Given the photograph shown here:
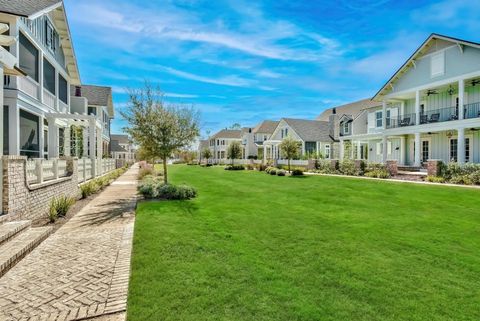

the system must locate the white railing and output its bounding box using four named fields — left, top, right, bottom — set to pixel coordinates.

left=18, top=77, right=39, bottom=99
left=26, top=158, right=67, bottom=185
left=102, top=159, right=115, bottom=174
left=58, top=100, right=69, bottom=113
left=277, top=159, right=309, bottom=166
left=43, top=88, right=56, bottom=109
left=77, top=158, right=116, bottom=184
